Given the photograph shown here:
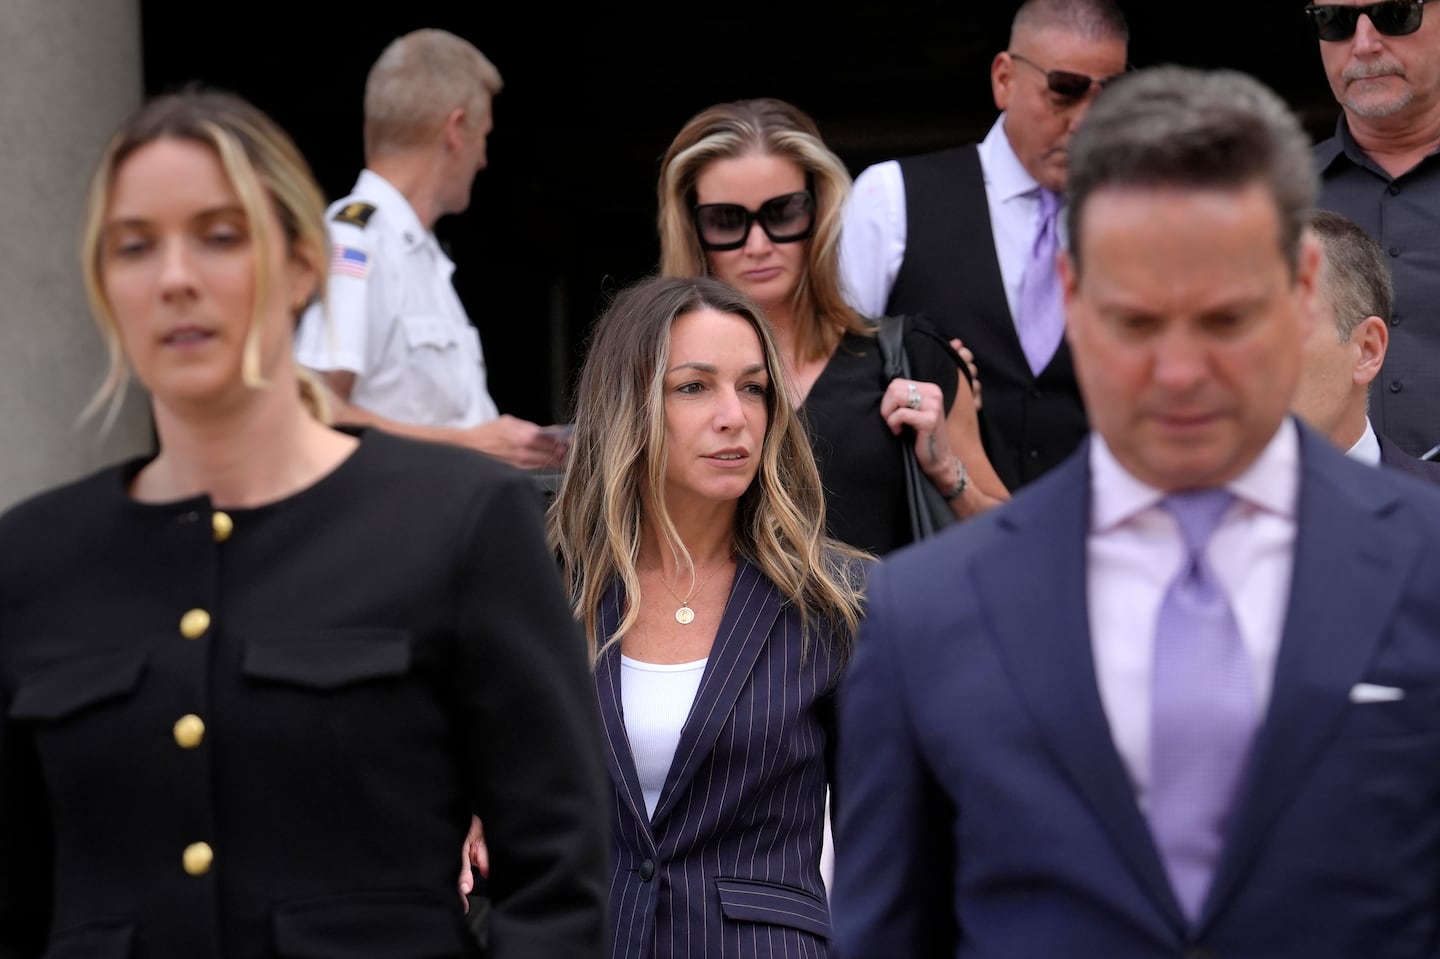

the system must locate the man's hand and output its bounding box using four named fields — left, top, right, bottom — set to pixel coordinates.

left=462, top=415, right=569, bottom=469
left=302, top=369, right=570, bottom=469
left=458, top=814, right=490, bottom=914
